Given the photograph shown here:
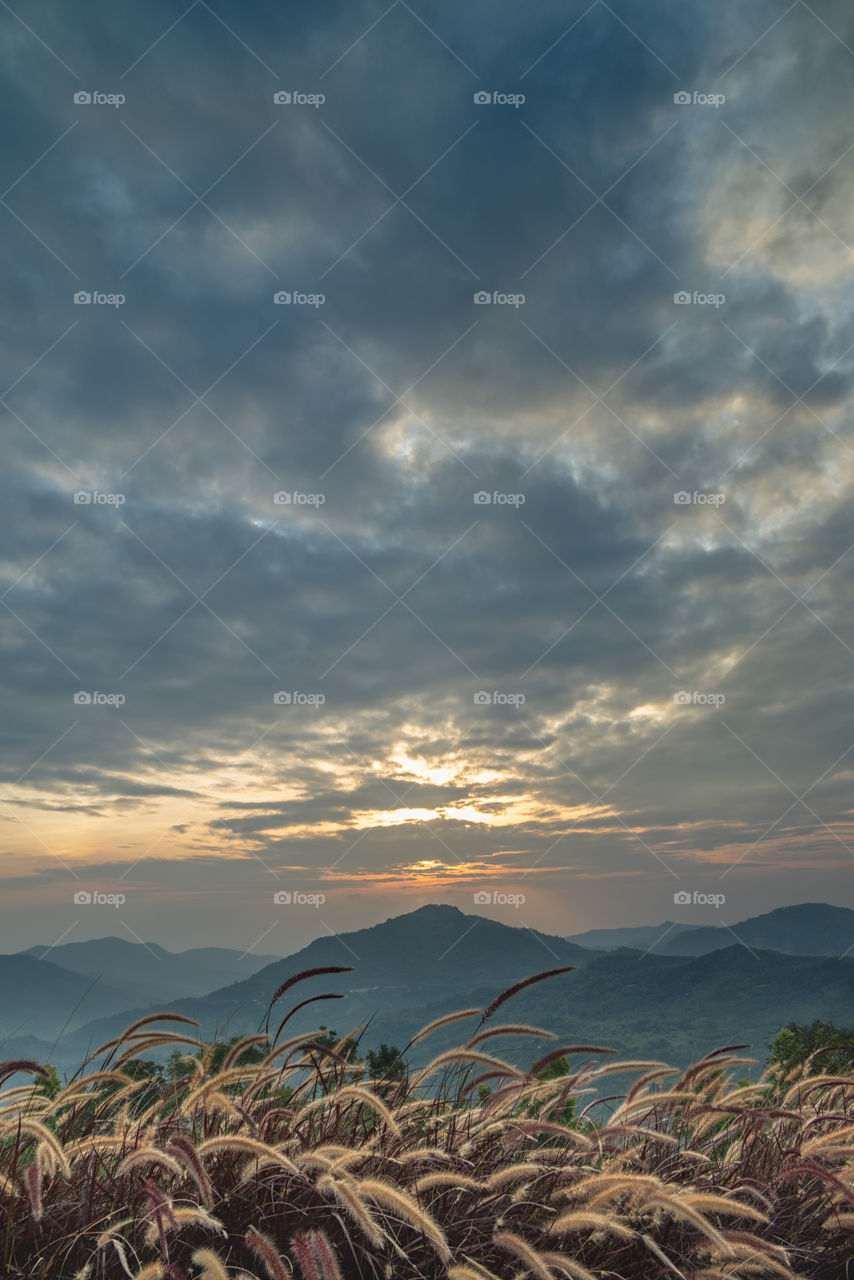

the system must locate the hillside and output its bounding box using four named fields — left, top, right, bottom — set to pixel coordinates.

left=660, top=902, right=854, bottom=957
left=21, top=936, right=279, bottom=1004
left=0, top=954, right=139, bottom=1041
left=12, top=904, right=854, bottom=1082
